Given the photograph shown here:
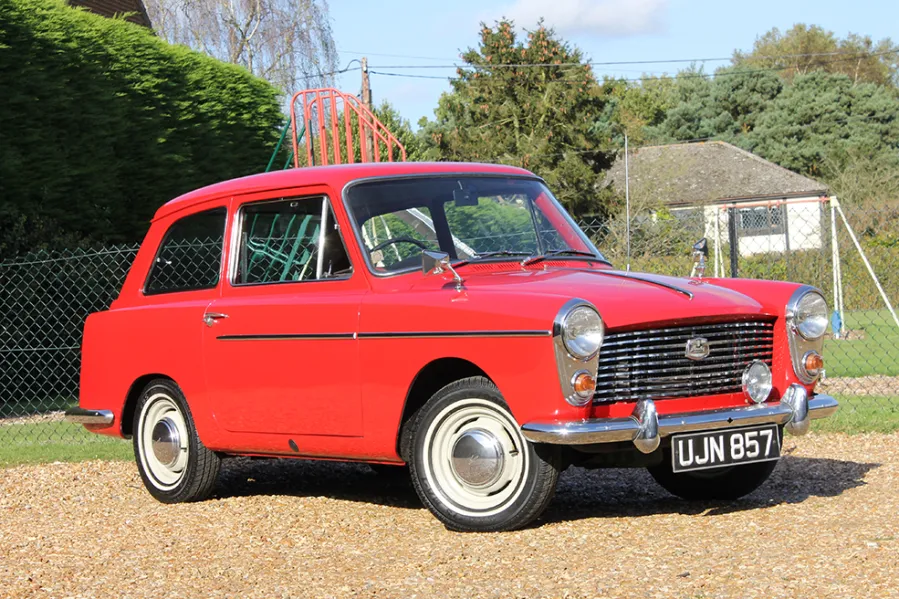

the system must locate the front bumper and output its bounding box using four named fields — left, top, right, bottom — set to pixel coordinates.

left=521, top=384, right=838, bottom=453
left=64, top=407, right=114, bottom=426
